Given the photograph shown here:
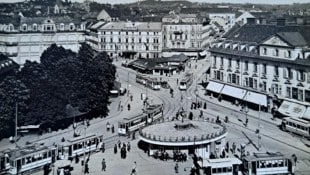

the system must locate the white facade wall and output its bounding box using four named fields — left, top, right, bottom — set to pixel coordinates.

left=91, top=22, right=162, bottom=59
left=210, top=41, right=310, bottom=108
